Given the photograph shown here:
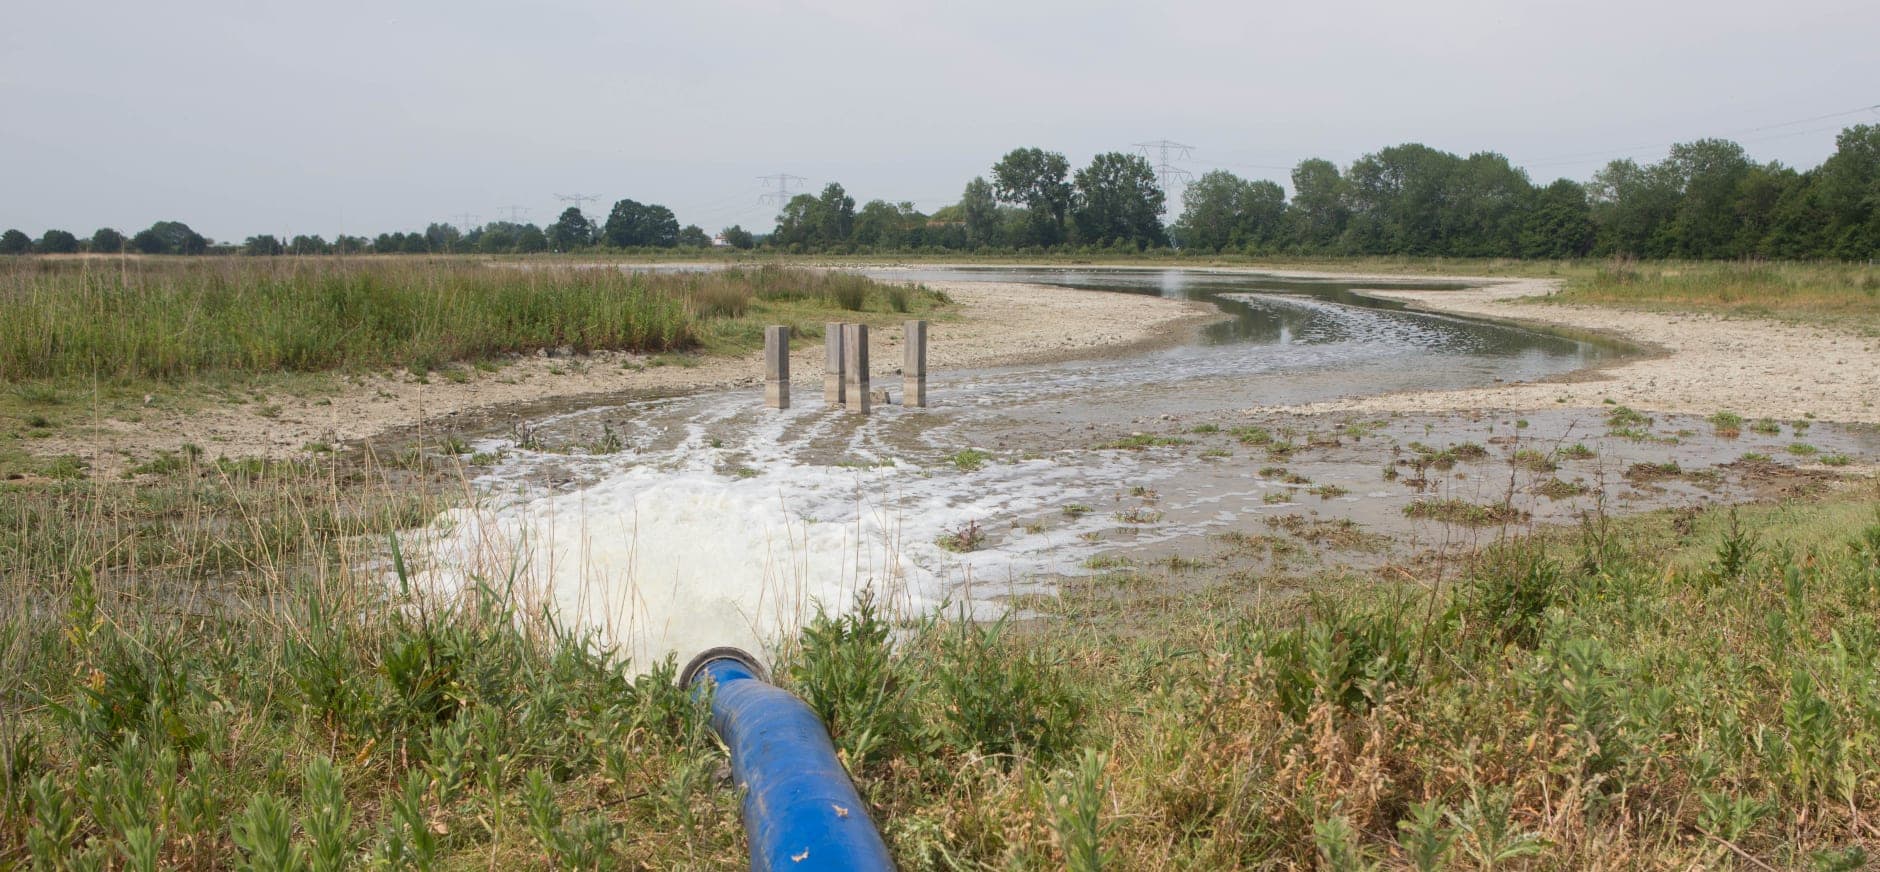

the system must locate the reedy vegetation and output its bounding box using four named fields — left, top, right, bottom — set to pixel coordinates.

left=0, top=259, right=935, bottom=383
